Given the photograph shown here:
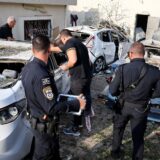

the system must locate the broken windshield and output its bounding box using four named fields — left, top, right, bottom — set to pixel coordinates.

left=71, top=31, right=90, bottom=42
